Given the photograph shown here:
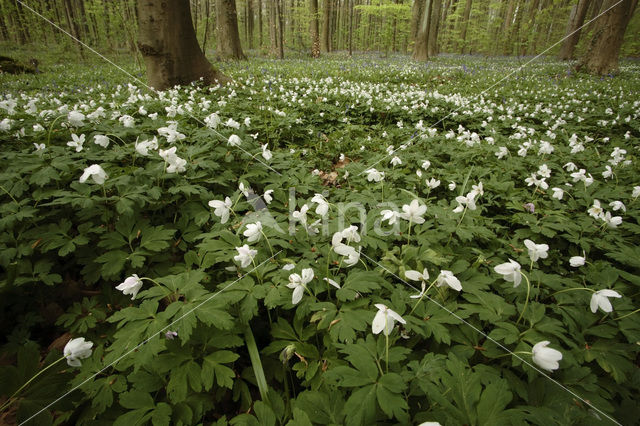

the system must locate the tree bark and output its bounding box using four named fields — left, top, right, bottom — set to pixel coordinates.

left=276, top=0, right=284, bottom=58
left=215, top=0, right=246, bottom=60
left=310, top=0, right=321, bottom=57
left=576, top=0, right=637, bottom=75
left=428, top=0, right=442, bottom=57
left=137, top=0, right=229, bottom=90
left=458, top=0, right=472, bottom=52
left=320, top=0, right=331, bottom=53
left=413, top=0, right=432, bottom=61
left=348, top=0, right=354, bottom=55
left=558, top=0, right=589, bottom=60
